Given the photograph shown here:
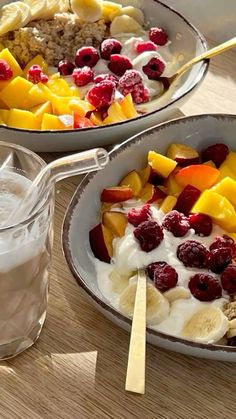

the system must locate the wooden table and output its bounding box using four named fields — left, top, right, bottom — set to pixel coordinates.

left=1, top=43, right=236, bottom=419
